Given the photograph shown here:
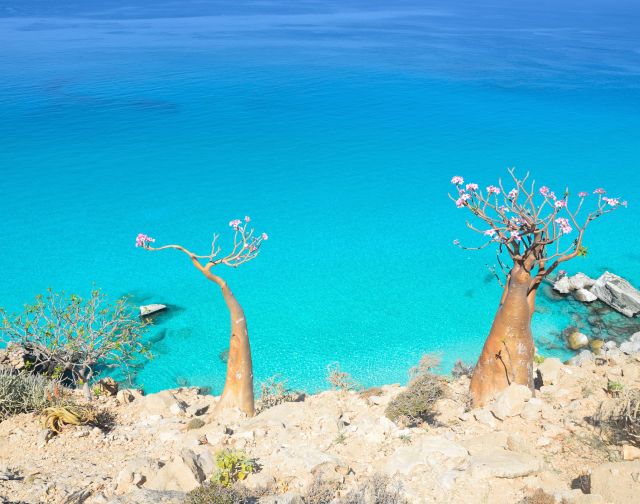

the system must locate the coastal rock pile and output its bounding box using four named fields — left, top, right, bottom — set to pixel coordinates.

left=2, top=353, right=640, bottom=503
